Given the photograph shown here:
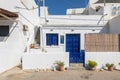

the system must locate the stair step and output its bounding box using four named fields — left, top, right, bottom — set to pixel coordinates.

left=70, top=63, right=83, bottom=67
left=67, top=67, right=85, bottom=70
left=67, top=63, right=85, bottom=70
